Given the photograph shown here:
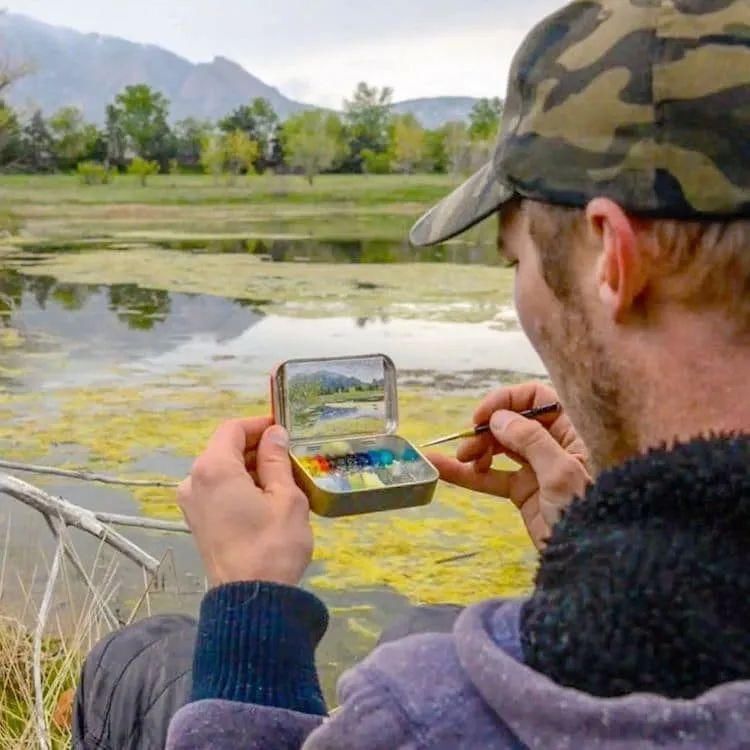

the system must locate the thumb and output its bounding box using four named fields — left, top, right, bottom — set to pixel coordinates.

left=490, top=410, right=570, bottom=475
left=257, top=425, right=296, bottom=492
